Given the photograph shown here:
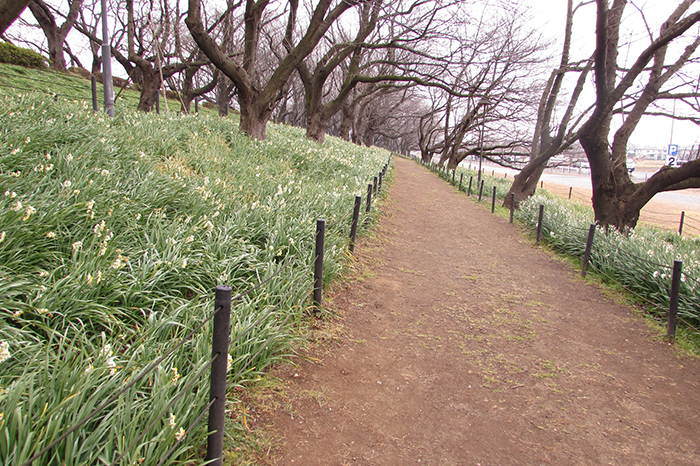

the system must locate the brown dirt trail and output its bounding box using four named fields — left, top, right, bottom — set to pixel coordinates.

left=266, top=156, right=700, bottom=465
